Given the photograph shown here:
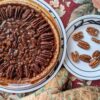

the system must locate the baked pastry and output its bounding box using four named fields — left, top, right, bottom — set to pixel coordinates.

left=0, top=0, right=60, bottom=85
